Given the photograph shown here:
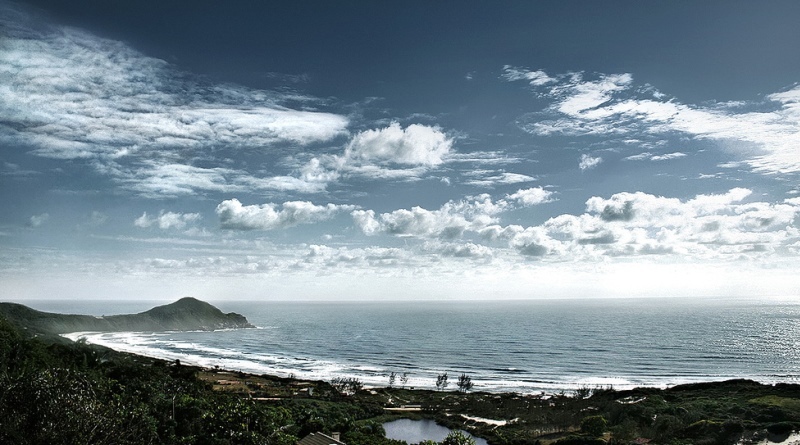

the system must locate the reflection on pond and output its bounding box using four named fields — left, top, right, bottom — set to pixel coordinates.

left=383, top=419, right=488, bottom=445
